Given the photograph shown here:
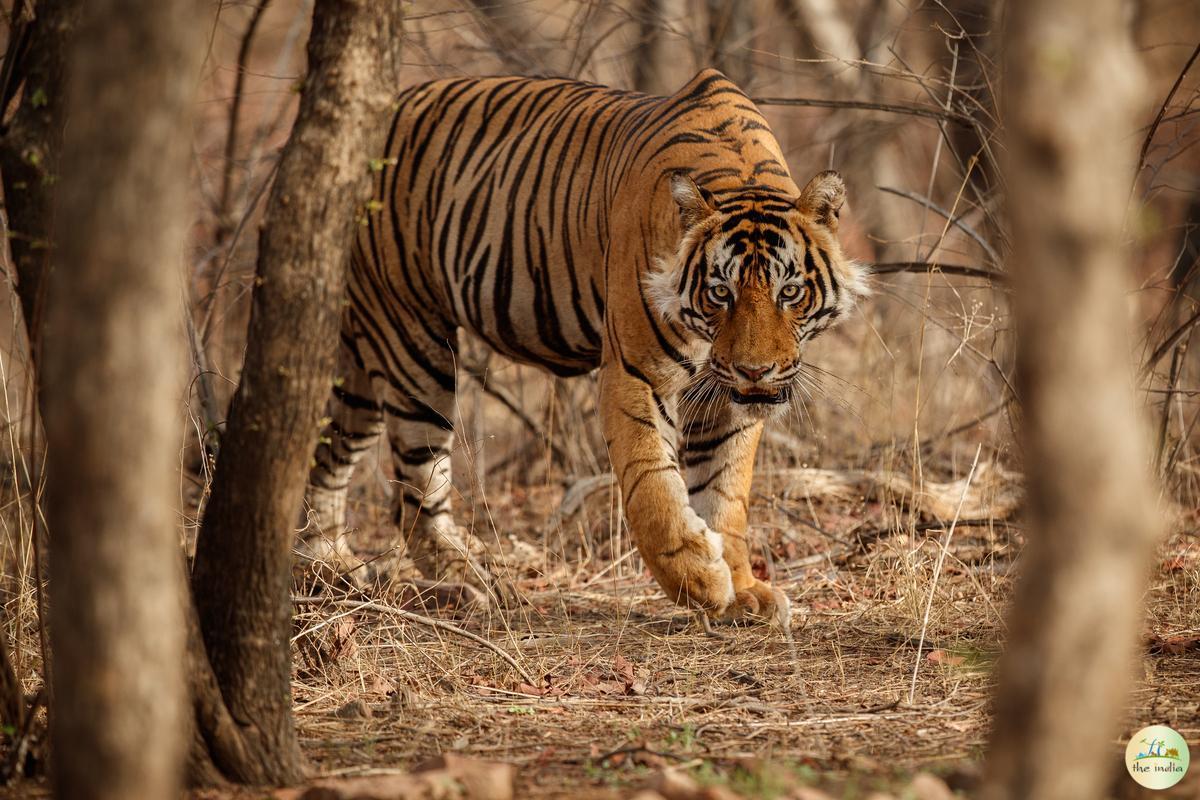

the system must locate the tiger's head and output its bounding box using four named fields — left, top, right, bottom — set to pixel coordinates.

left=647, top=170, right=868, bottom=418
